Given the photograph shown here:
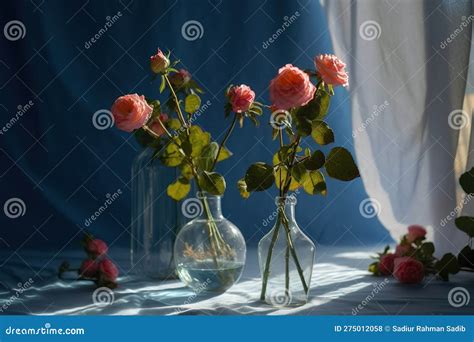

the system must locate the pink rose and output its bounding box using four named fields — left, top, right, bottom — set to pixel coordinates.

left=406, top=225, right=427, bottom=243
left=269, top=64, right=316, bottom=110
left=170, top=69, right=191, bottom=88
left=393, top=257, right=424, bottom=284
left=150, top=48, right=170, bottom=74
left=86, top=239, right=108, bottom=258
left=314, top=54, right=349, bottom=87
left=99, top=258, right=119, bottom=282
left=395, top=244, right=414, bottom=257
left=111, top=94, right=153, bottom=132
left=149, top=113, right=169, bottom=137
left=228, top=84, right=255, bottom=113
left=379, top=253, right=396, bottom=275
left=79, top=259, right=99, bottom=278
